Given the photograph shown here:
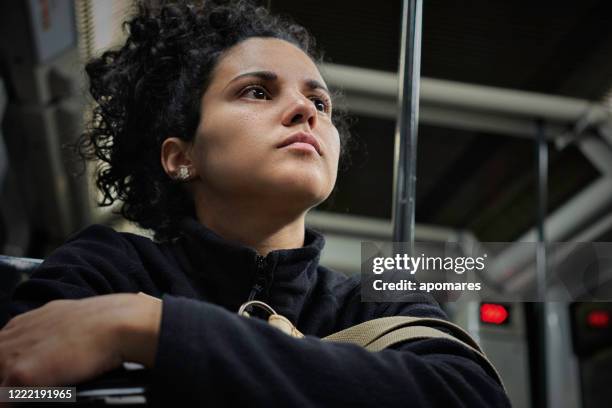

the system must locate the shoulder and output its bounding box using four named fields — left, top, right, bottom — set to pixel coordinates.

left=316, top=266, right=448, bottom=327
left=45, top=223, right=172, bottom=266
left=314, top=265, right=356, bottom=293
left=6, top=225, right=152, bottom=317
left=60, top=224, right=155, bottom=252
left=14, top=224, right=171, bottom=298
